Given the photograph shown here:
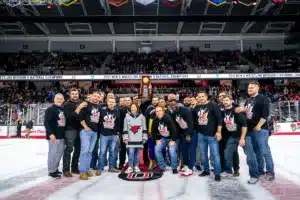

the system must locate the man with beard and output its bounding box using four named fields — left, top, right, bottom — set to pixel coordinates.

left=144, top=97, right=159, bottom=117
left=44, top=94, right=66, bottom=178
left=90, top=92, right=106, bottom=170
left=152, top=106, right=178, bottom=174
left=79, top=92, right=102, bottom=180
left=218, top=91, right=240, bottom=176
left=183, top=97, right=191, bottom=107
left=96, top=98, right=121, bottom=175
left=143, top=96, right=159, bottom=166
left=125, top=97, right=133, bottom=109
left=169, top=99, right=196, bottom=177
left=194, top=91, right=222, bottom=181
left=63, top=88, right=87, bottom=177
left=118, top=97, right=129, bottom=169
left=235, top=81, right=275, bottom=181
left=221, top=95, right=259, bottom=184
